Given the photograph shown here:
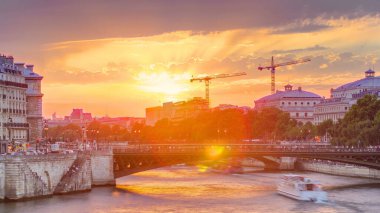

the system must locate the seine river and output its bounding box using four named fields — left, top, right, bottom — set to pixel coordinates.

left=1, top=166, right=380, bottom=213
